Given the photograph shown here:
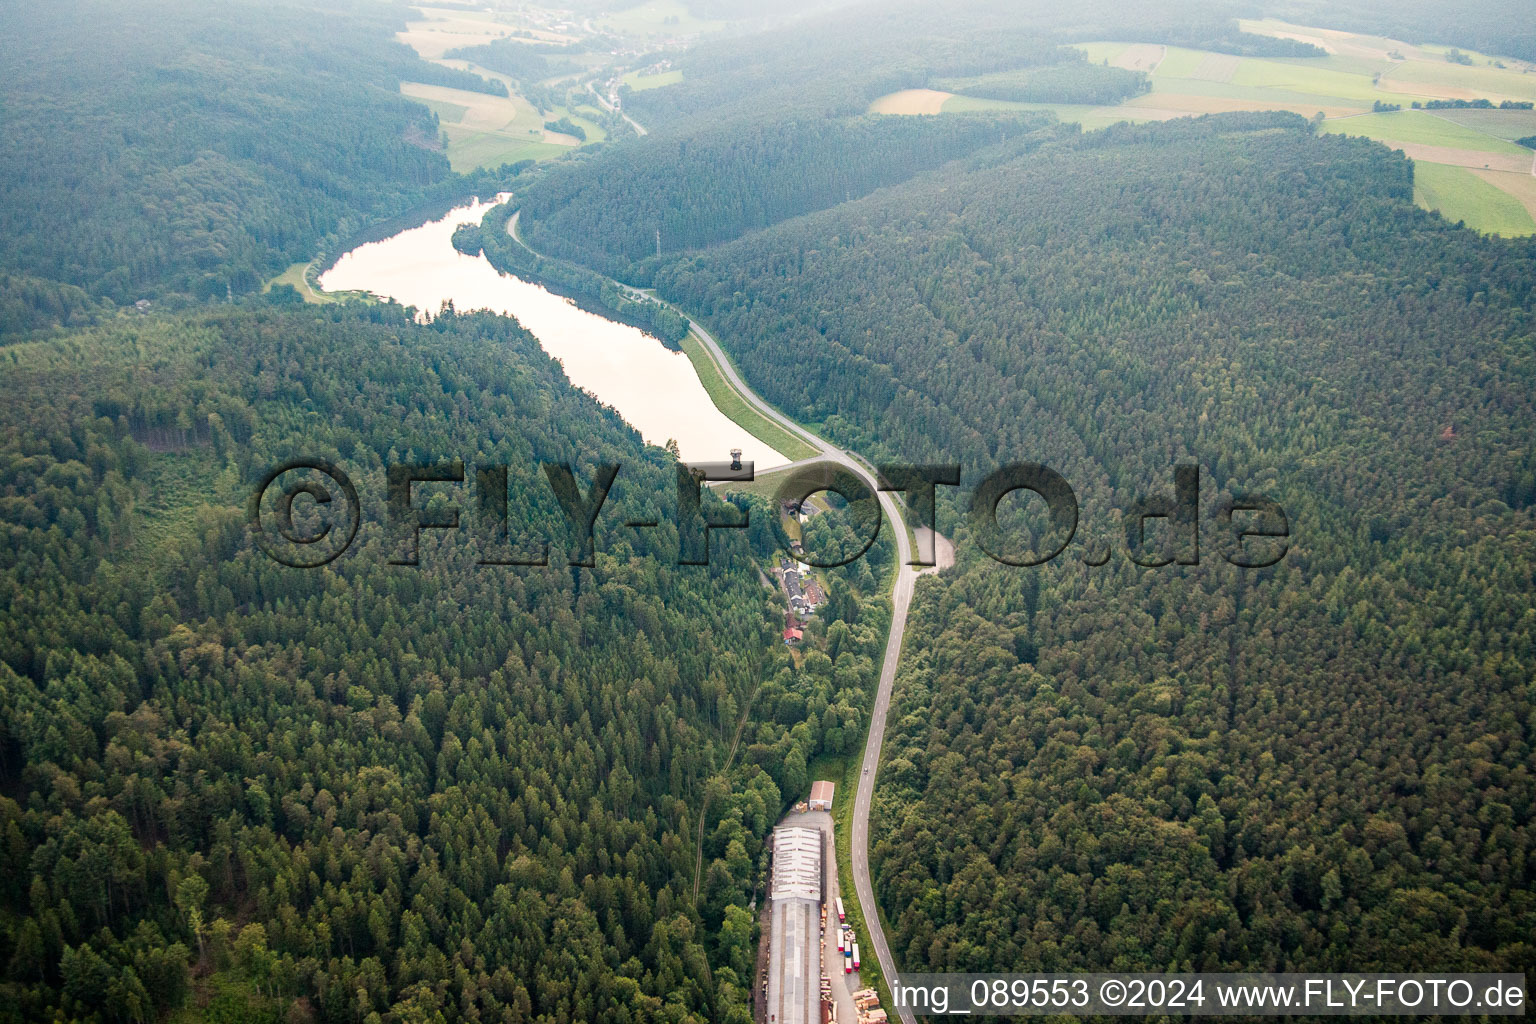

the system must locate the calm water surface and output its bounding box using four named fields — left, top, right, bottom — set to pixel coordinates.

left=320, top=197, right=788, bottom=469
